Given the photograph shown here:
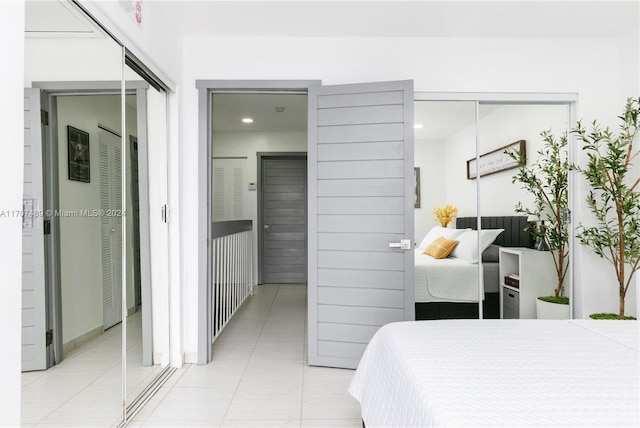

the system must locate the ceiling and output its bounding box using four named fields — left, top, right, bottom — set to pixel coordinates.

left=24, top=1, right=640, bottom=39
left=212, top=93, right=308, bottom=132
left=154, top=1, right=639, bottom=39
